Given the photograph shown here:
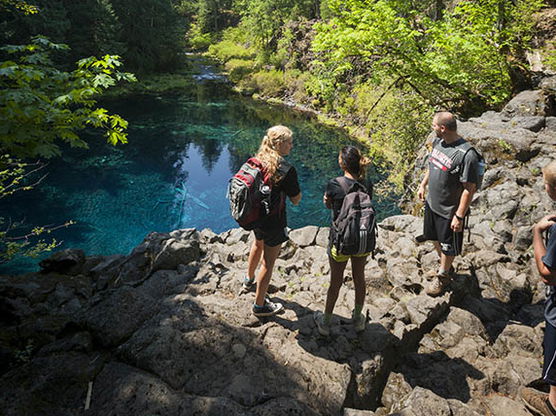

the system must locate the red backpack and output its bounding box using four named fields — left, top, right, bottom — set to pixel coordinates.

left=227, top=158, right=273, bottom=230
